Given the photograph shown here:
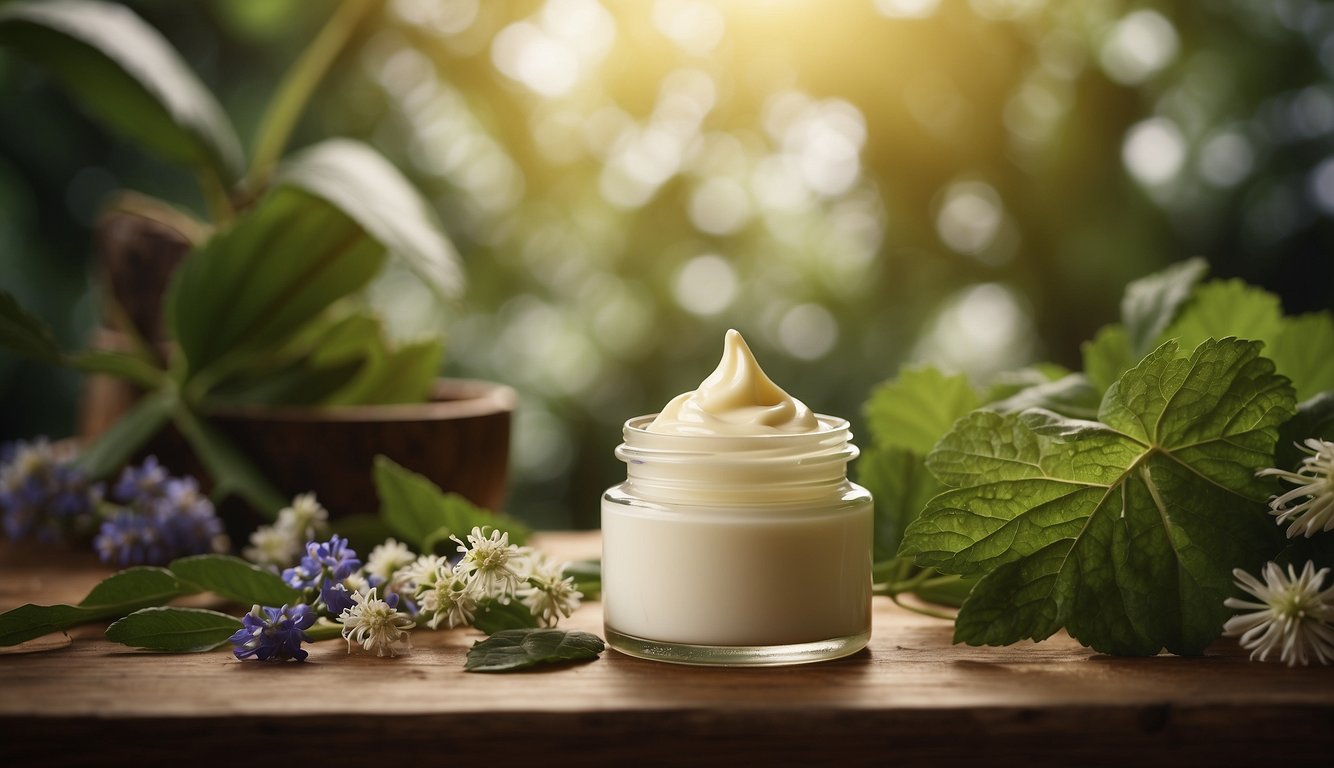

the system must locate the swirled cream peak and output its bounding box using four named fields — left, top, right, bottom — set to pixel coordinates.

left=647, top=330, right=819, bottom=436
